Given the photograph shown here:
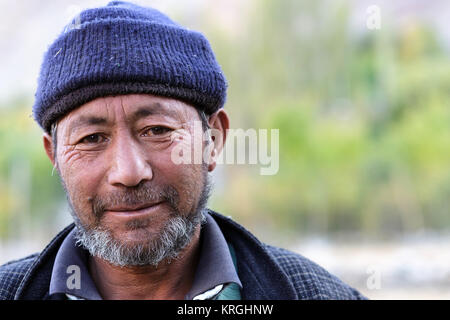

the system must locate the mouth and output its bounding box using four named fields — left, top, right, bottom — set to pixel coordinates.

left=105, top=201, right=164, bottom=217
